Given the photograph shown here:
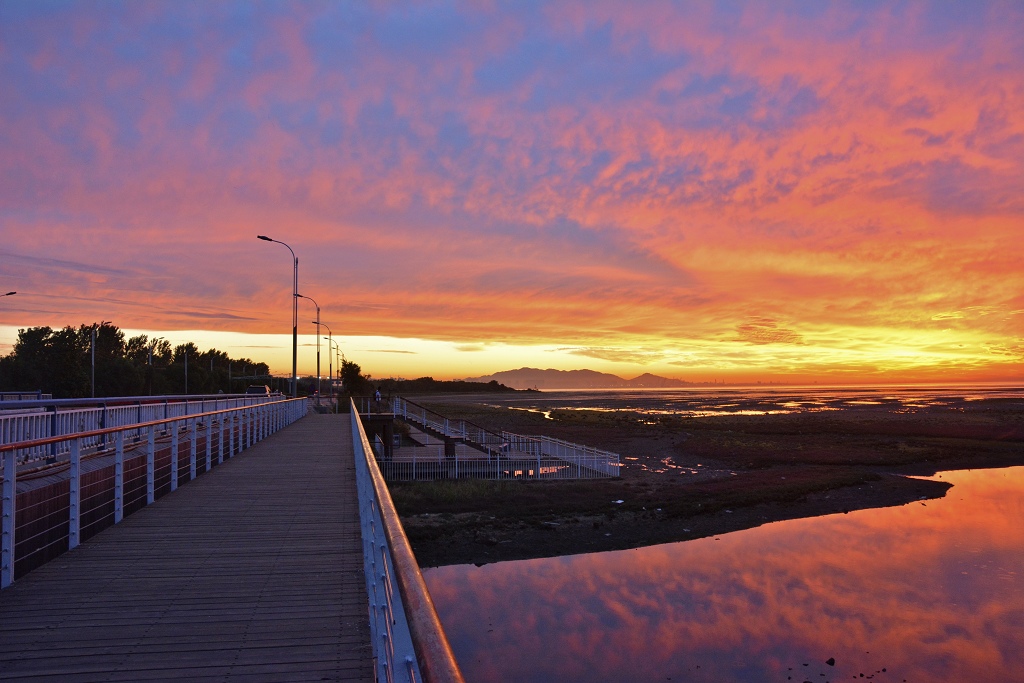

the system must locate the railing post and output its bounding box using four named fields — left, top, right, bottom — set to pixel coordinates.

left=49, top=406, right=58, bottom=461
left=114, top=431, right=124, bottom=523
left=205, top=415, right=212, bottom=471
left=217, top=414, right=224, bottom=465
left=170, top=421, right=179, bottom=491
left=147, top=425, right=155, bottom=505
left=228, top=412, right=235, bottom=458
left=69, top=438, right=81, bottom=550
left=189, top=419, right=197, bottom=480
left=1, top=446, right=15, bottom=588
